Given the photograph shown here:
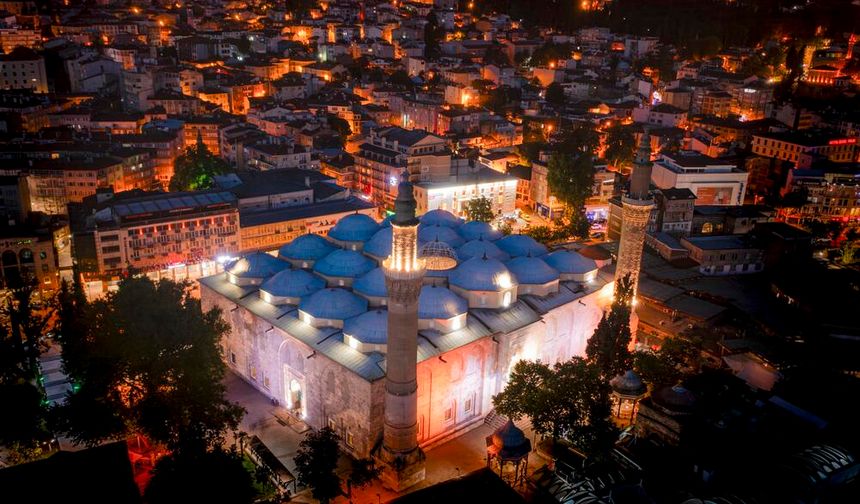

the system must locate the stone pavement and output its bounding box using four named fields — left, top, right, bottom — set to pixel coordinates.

left=225, top=371, right=549, bottom=504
